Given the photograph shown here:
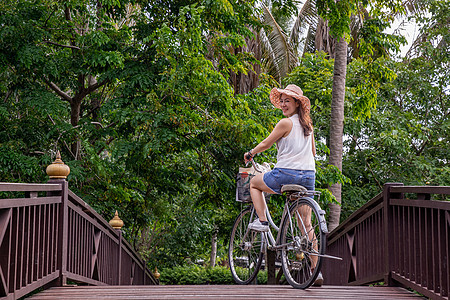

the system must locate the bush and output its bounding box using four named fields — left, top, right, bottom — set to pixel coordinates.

left=159, top=265, right=207, bottom=285
left=159, top=265, right=268, bottom=285
left=206, top=266, right=235, bottom=284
